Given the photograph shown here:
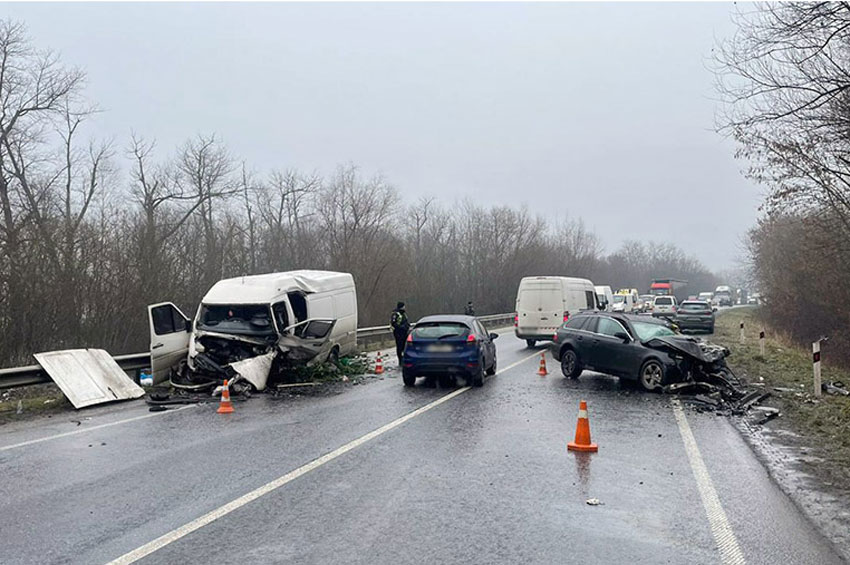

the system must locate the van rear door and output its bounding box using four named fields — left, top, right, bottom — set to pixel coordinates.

left=517, top=280, right=563, bottom=335
left=148, top=302, right=191, bottom=384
